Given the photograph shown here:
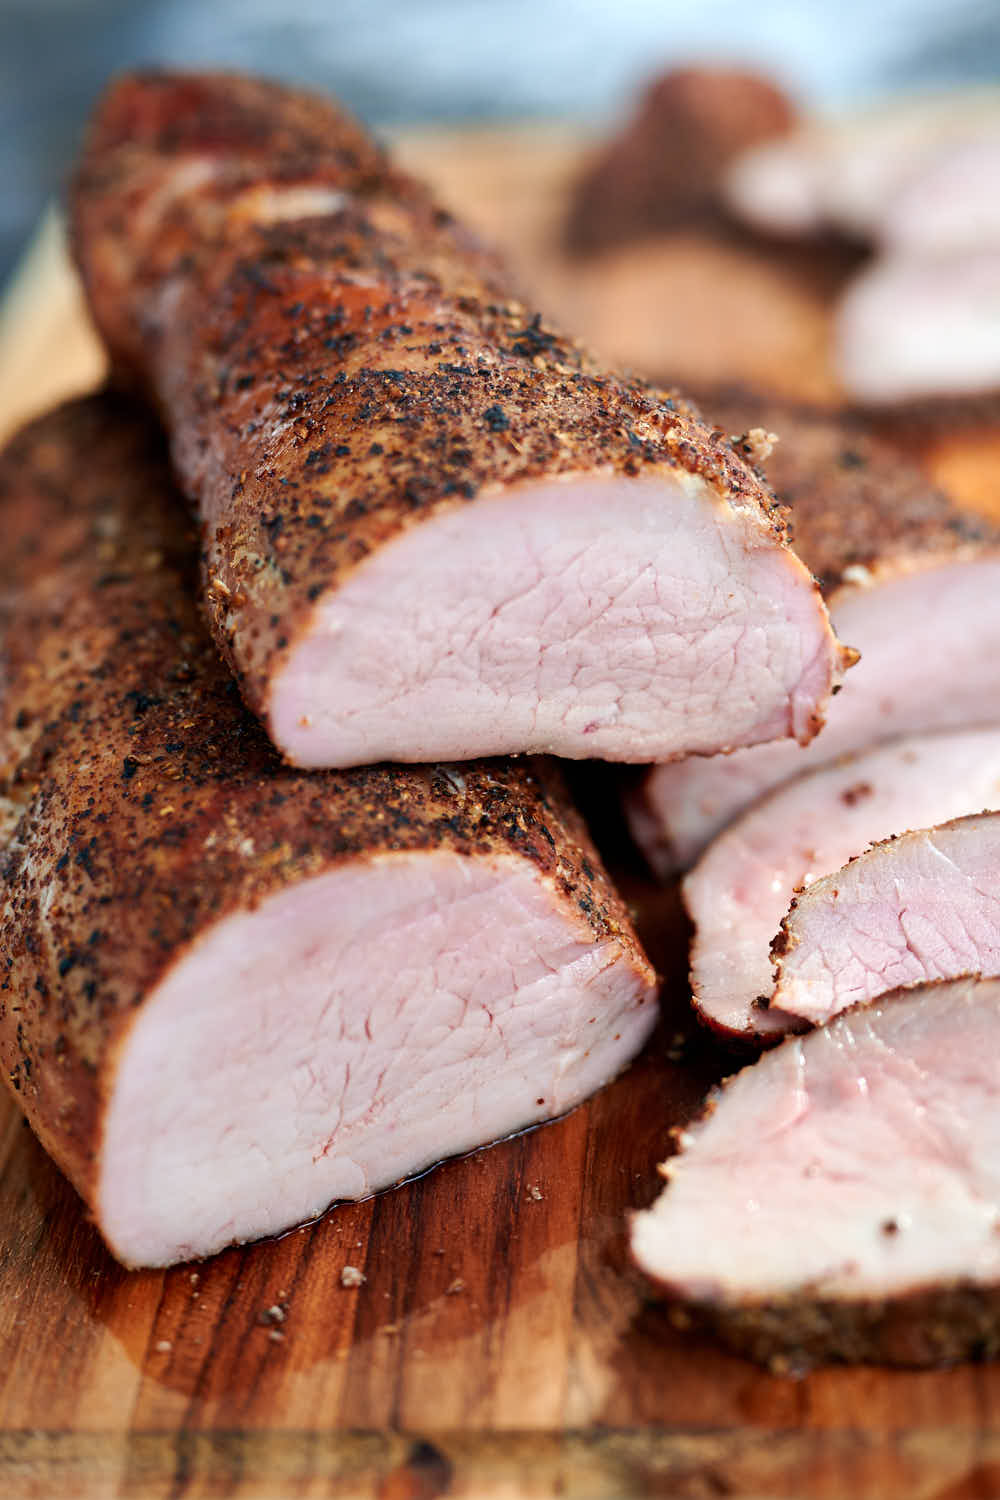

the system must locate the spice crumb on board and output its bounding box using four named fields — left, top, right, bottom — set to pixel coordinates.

left=340, top=1265, right=366, bottom=1288
left=526, top=1184, right=544, bottom=1201
left=154, top=1339, right=172, bottom=1353
left=445, top=1278, right=466, bottom=1296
